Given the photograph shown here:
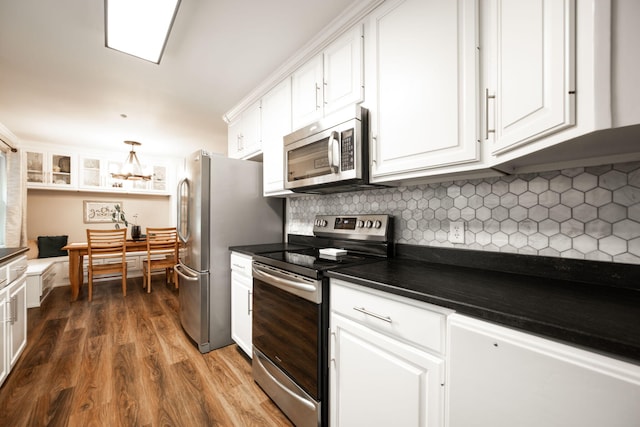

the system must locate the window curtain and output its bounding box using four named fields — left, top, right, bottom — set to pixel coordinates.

left=1, top=124, right=27, bottom=248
